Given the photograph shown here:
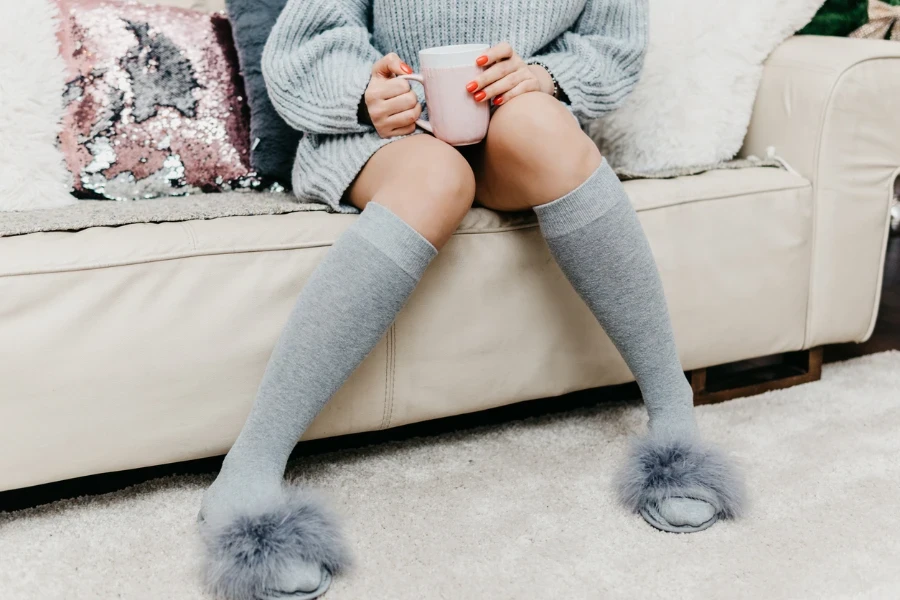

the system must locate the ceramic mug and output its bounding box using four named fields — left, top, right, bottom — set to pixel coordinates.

left=398, top=44, right=491, bottom=146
